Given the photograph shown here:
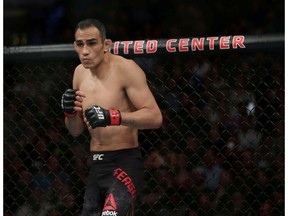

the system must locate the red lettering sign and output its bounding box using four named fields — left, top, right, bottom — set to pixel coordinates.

left=166, top=39, right=177, bottom=52
left=179, top=38, right=189, bottom=52
left=121, top=41, right=133, bottom=54
left=207, top=37, right=219, bottom=50
left=220, top=36, right=230, bottom=49
left=232, top=36, right=245, bottom=49
left=146, top=40, right=158, bottom=53
left=113, top=41, right=119, bottom=54
left=191, top=38, right=205, bottom=51
left=134, top=41, right=144, bottom=54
